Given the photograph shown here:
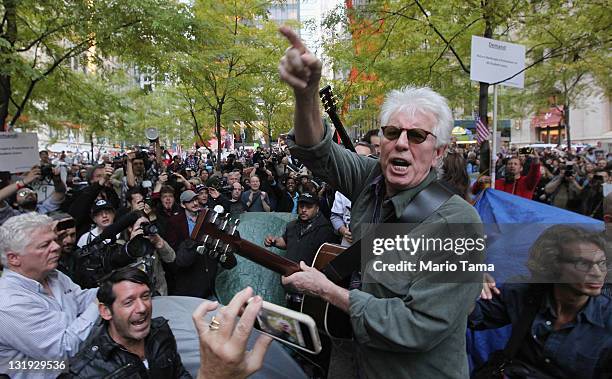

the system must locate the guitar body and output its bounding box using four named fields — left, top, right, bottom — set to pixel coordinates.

left=300, top=243, right=353, bottom=339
